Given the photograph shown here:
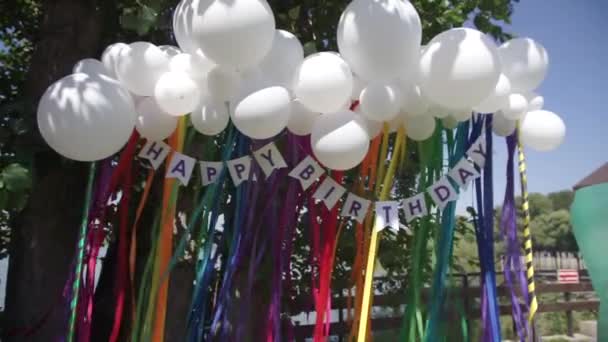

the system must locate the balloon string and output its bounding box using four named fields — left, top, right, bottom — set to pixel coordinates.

left=356, top=125, right=406, bottom=342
